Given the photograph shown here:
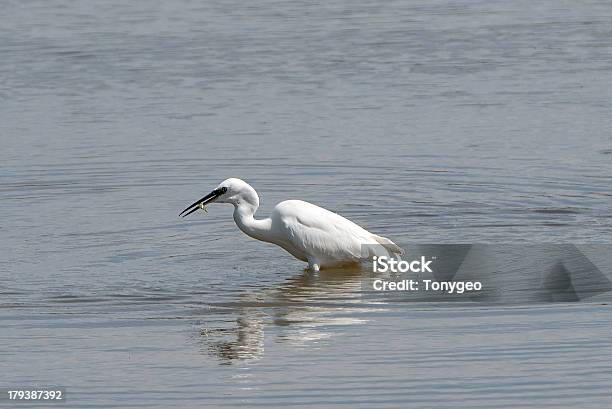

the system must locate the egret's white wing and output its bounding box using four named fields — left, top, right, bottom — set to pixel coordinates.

left=274, top=200, right=400, bottom=262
